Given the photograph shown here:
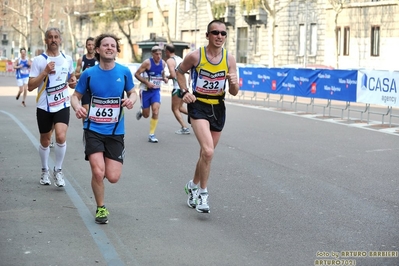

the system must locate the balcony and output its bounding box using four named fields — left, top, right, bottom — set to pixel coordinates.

left=218, top=6, right=236, bottom=27
left=243, top=8, right=267, bottom=25
left=1, top=39, right=8, bottom=45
